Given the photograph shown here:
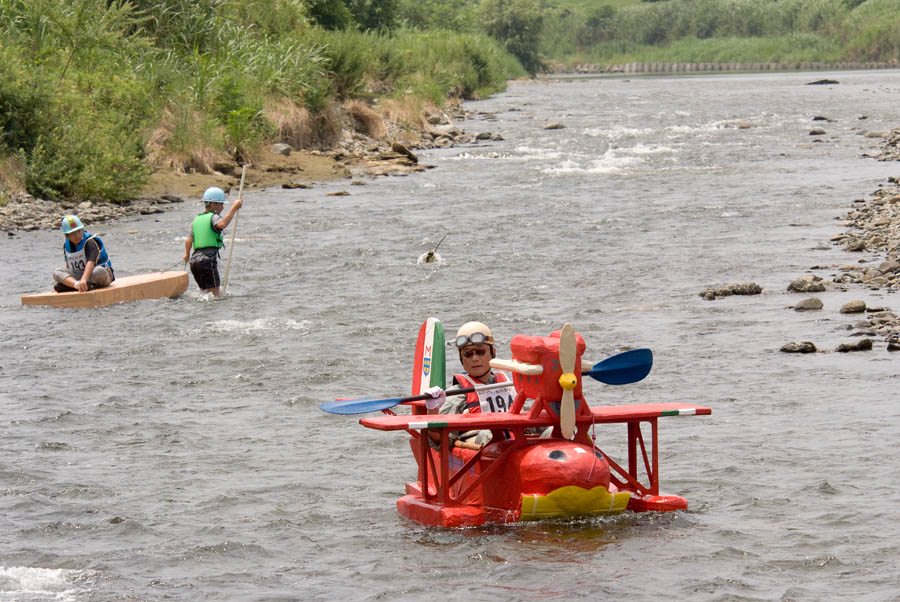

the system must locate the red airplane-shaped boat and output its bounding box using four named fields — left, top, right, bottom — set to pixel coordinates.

left=332, top=323, right=711, bottom=527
